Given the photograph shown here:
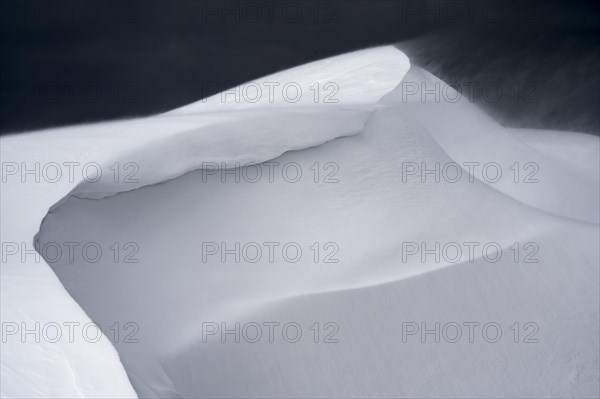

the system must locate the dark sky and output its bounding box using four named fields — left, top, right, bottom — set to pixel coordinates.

left=1, top=0, right=599, bottom=134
